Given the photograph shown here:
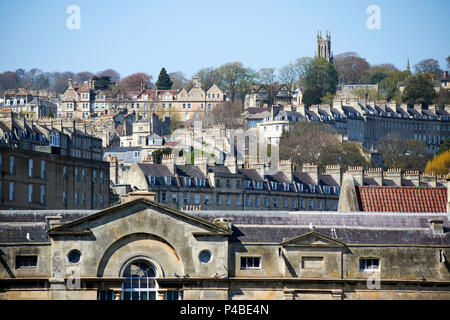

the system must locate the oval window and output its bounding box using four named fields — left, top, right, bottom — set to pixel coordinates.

left=199, top=250, right=212, bottom=264
left=68, top=249, right=82, bottom=264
